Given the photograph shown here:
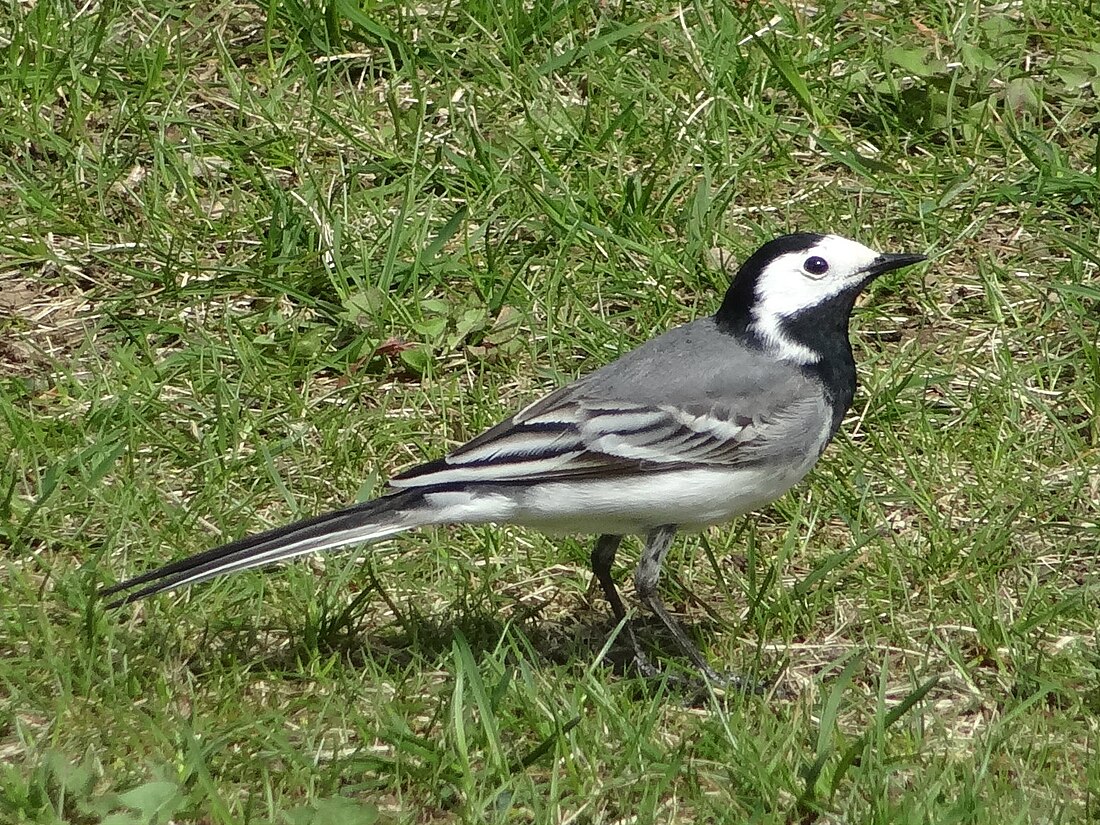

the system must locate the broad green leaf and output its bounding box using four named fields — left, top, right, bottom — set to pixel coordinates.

left=115, top=781, right=183, bottom=820
left=282, top=796, right=381, bottom=825
left=399, top=346, right=432, bottom=374
left=1005, top=77, right=1041, bottom=114
left=884, top=46, right=933, bottom=77
left=960, top=43, right=997, bottom=73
